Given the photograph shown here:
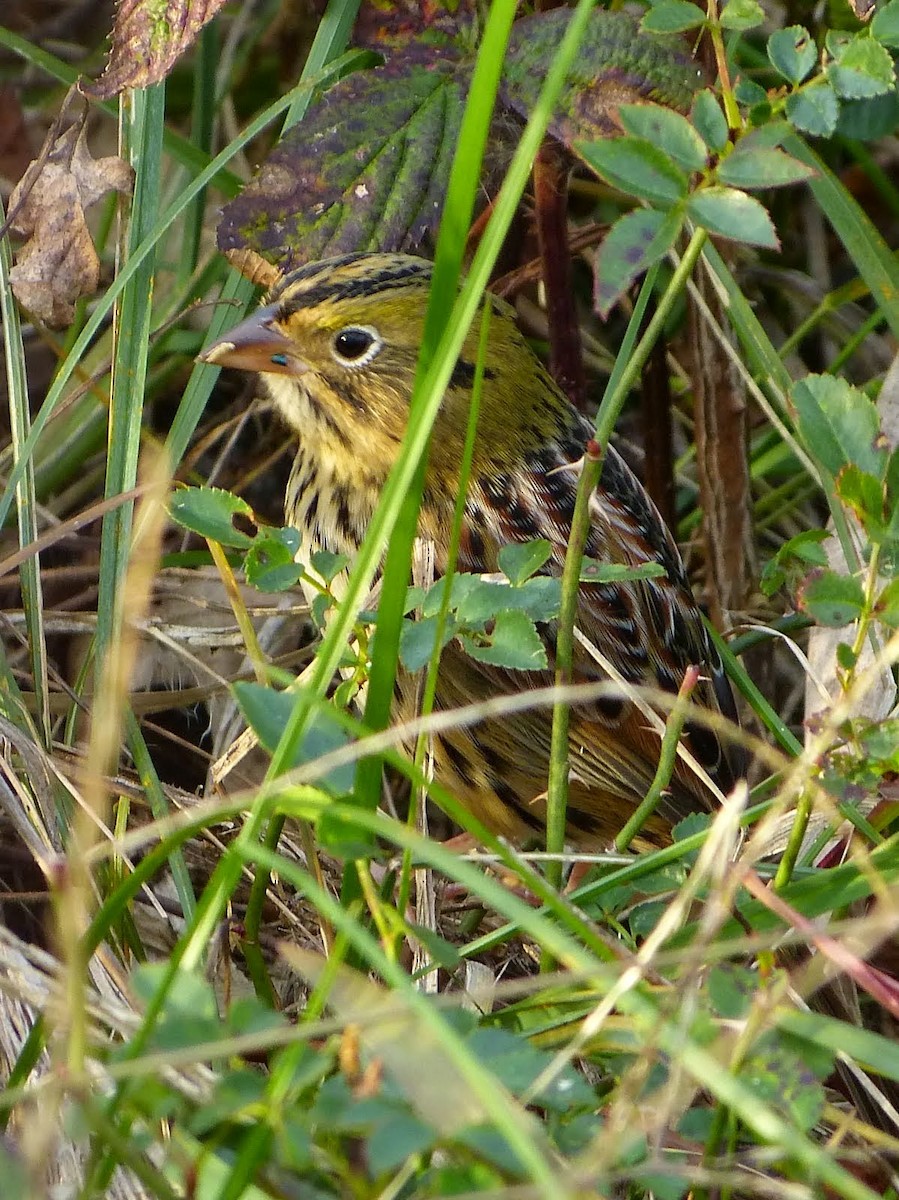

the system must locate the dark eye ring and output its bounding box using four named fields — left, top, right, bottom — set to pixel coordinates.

left=332, top=325, right=382, bottom=366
